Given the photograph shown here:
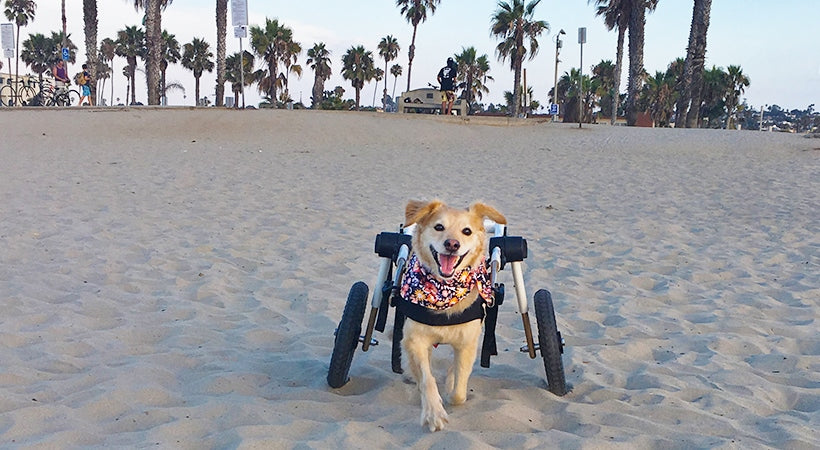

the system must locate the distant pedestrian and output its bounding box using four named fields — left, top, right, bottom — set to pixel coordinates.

left=78, top=64, right=93, bottom=106
left=437, top=57, right=458, bottom=115
left=52, top=60, right=70, bottom=88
